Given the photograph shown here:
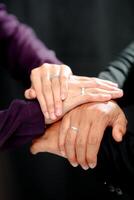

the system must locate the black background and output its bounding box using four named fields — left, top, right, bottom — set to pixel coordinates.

left=0, top=0, right=134, bottom=199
